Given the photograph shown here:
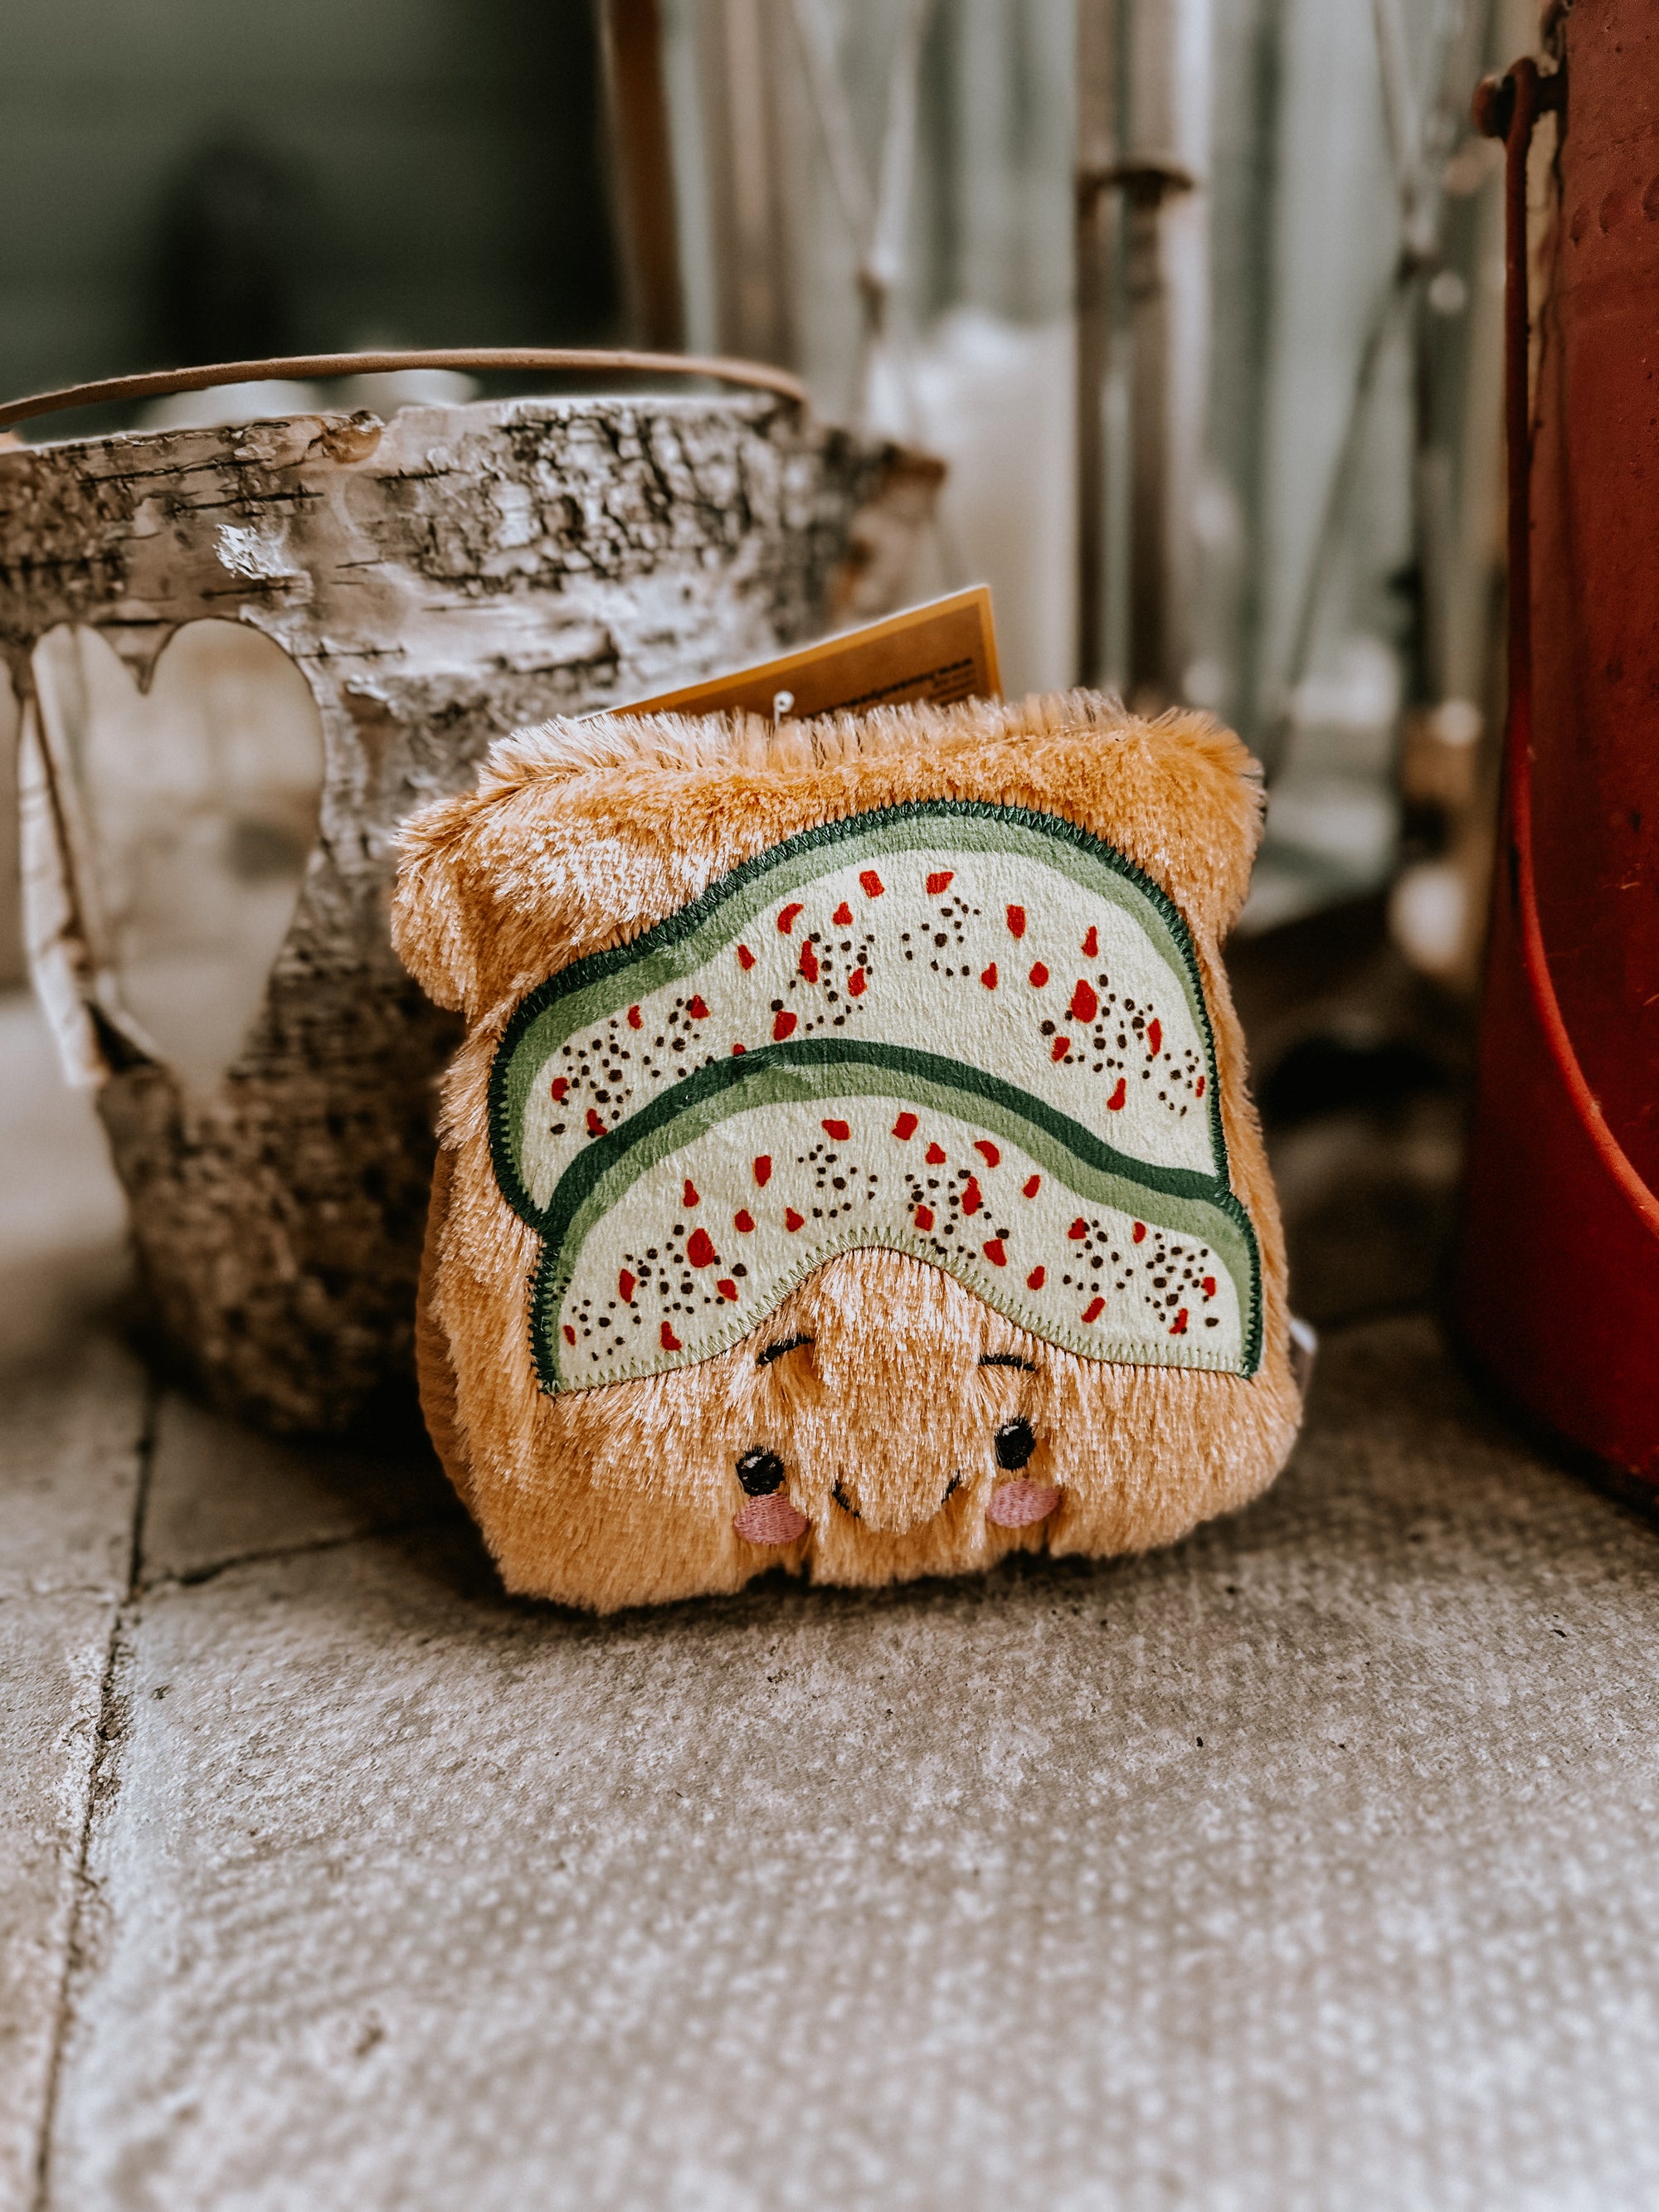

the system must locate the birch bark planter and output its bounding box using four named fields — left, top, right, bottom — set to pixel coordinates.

left=0, top=391, right=911, bottom=1434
